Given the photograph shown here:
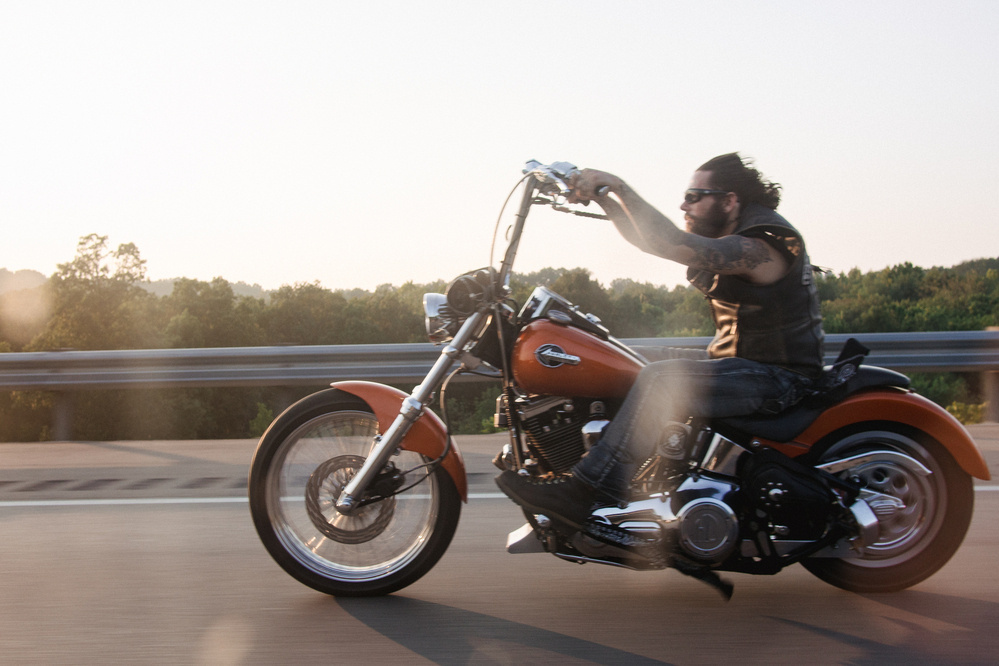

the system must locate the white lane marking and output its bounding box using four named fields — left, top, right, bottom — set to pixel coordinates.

left=0, top=497, right=249, bottom=508
left=0, top=493, right=508, bottom=508
left=0, top=487, right=996, bottom=508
